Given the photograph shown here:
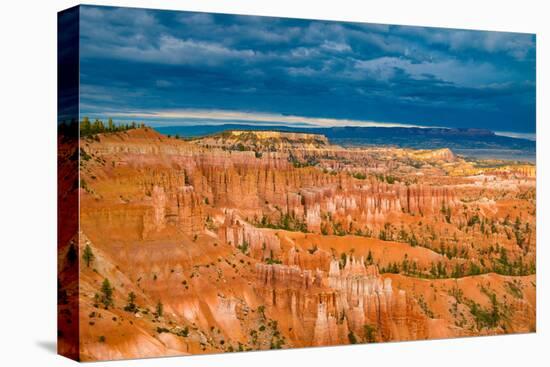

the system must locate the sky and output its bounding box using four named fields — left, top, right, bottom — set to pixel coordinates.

left=78, top=5, right=536, bottom=136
